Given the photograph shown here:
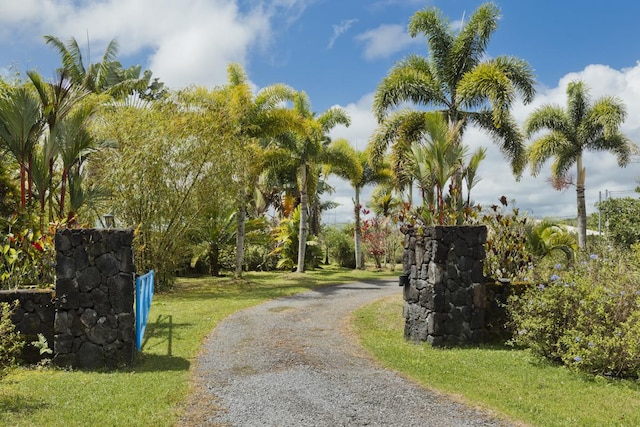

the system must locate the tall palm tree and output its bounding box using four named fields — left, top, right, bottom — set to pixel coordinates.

left=0, top=86, right=44, bottom=208
left=371, top=2, right=535, bottom=178
left=222, top=63, right=299, bottom=278
left=525, top=80, right=635, bottom=249
left=327, top=139, right=391, bottom=269
left=263, top=92, right=357, bottom=272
